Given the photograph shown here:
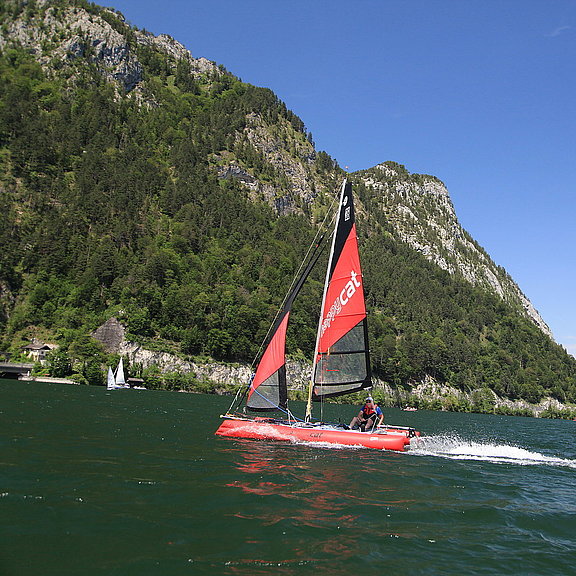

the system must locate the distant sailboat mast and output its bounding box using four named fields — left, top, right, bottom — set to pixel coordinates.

left=107, top=366, right=115, bottom=390
left=115, top=357, right=126, bottom=387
